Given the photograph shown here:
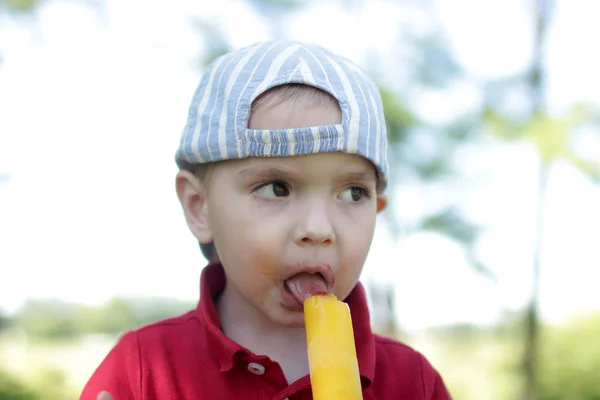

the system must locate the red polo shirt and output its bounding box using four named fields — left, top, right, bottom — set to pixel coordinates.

left=80, top=262, right=451, bottom=399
